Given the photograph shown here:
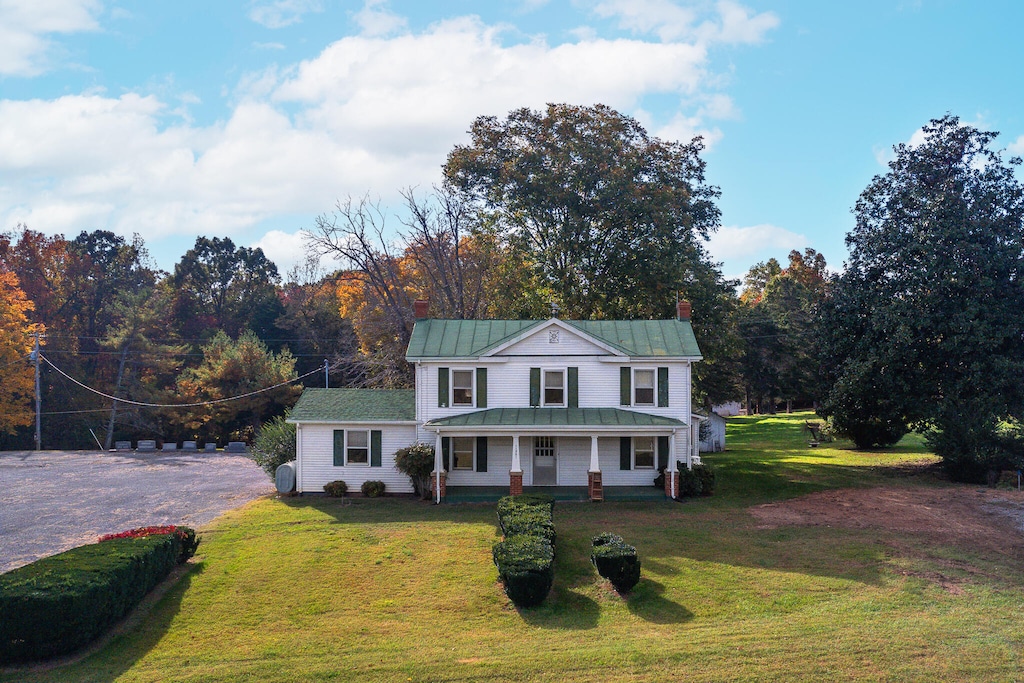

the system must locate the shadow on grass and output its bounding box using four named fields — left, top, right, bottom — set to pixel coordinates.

left=0, top=563, right=204, bottom=683
left=625, top=578, right=693, bottom=624
left=518, top=585, right=600, bottom=630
